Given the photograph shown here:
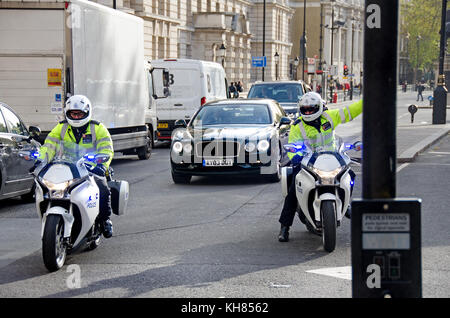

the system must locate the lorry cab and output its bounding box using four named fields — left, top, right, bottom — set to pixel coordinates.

left=151, top=59, right=228, bottom=141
